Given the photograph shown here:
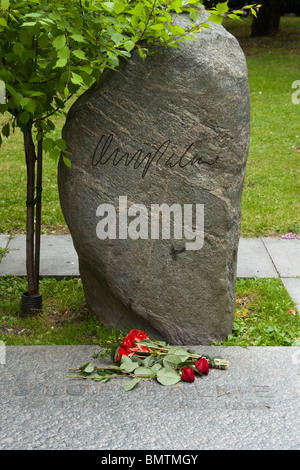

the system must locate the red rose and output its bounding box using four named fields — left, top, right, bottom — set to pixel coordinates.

left=195, top=357, right=209, bottom=375
left=123, top=329, right=149, bottom=351
left=116, top=329, right=149, bottom=362
left=181, top=366, right=195, bottom=382
left=116, top=346, right=130, bottom=362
